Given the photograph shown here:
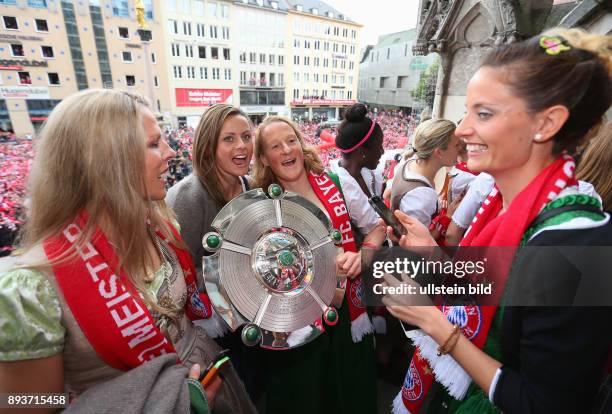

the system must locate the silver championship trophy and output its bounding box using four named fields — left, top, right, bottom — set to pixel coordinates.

left=202, top=184, right=343, bottom=350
